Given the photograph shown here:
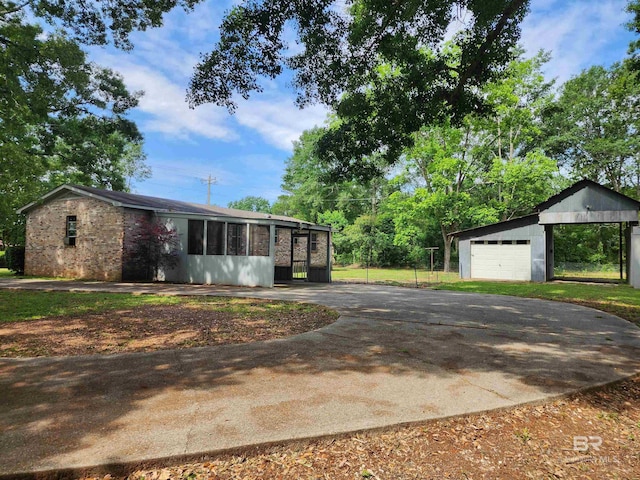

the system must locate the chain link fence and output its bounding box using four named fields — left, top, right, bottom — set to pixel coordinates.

left=553, top=262, right=623, bottom=280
